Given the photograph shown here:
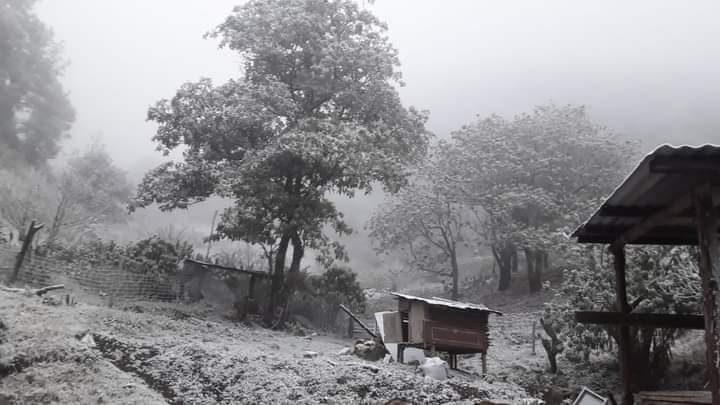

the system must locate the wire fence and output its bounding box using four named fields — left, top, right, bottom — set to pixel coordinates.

left=0, top=244, right=177, bottom=306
